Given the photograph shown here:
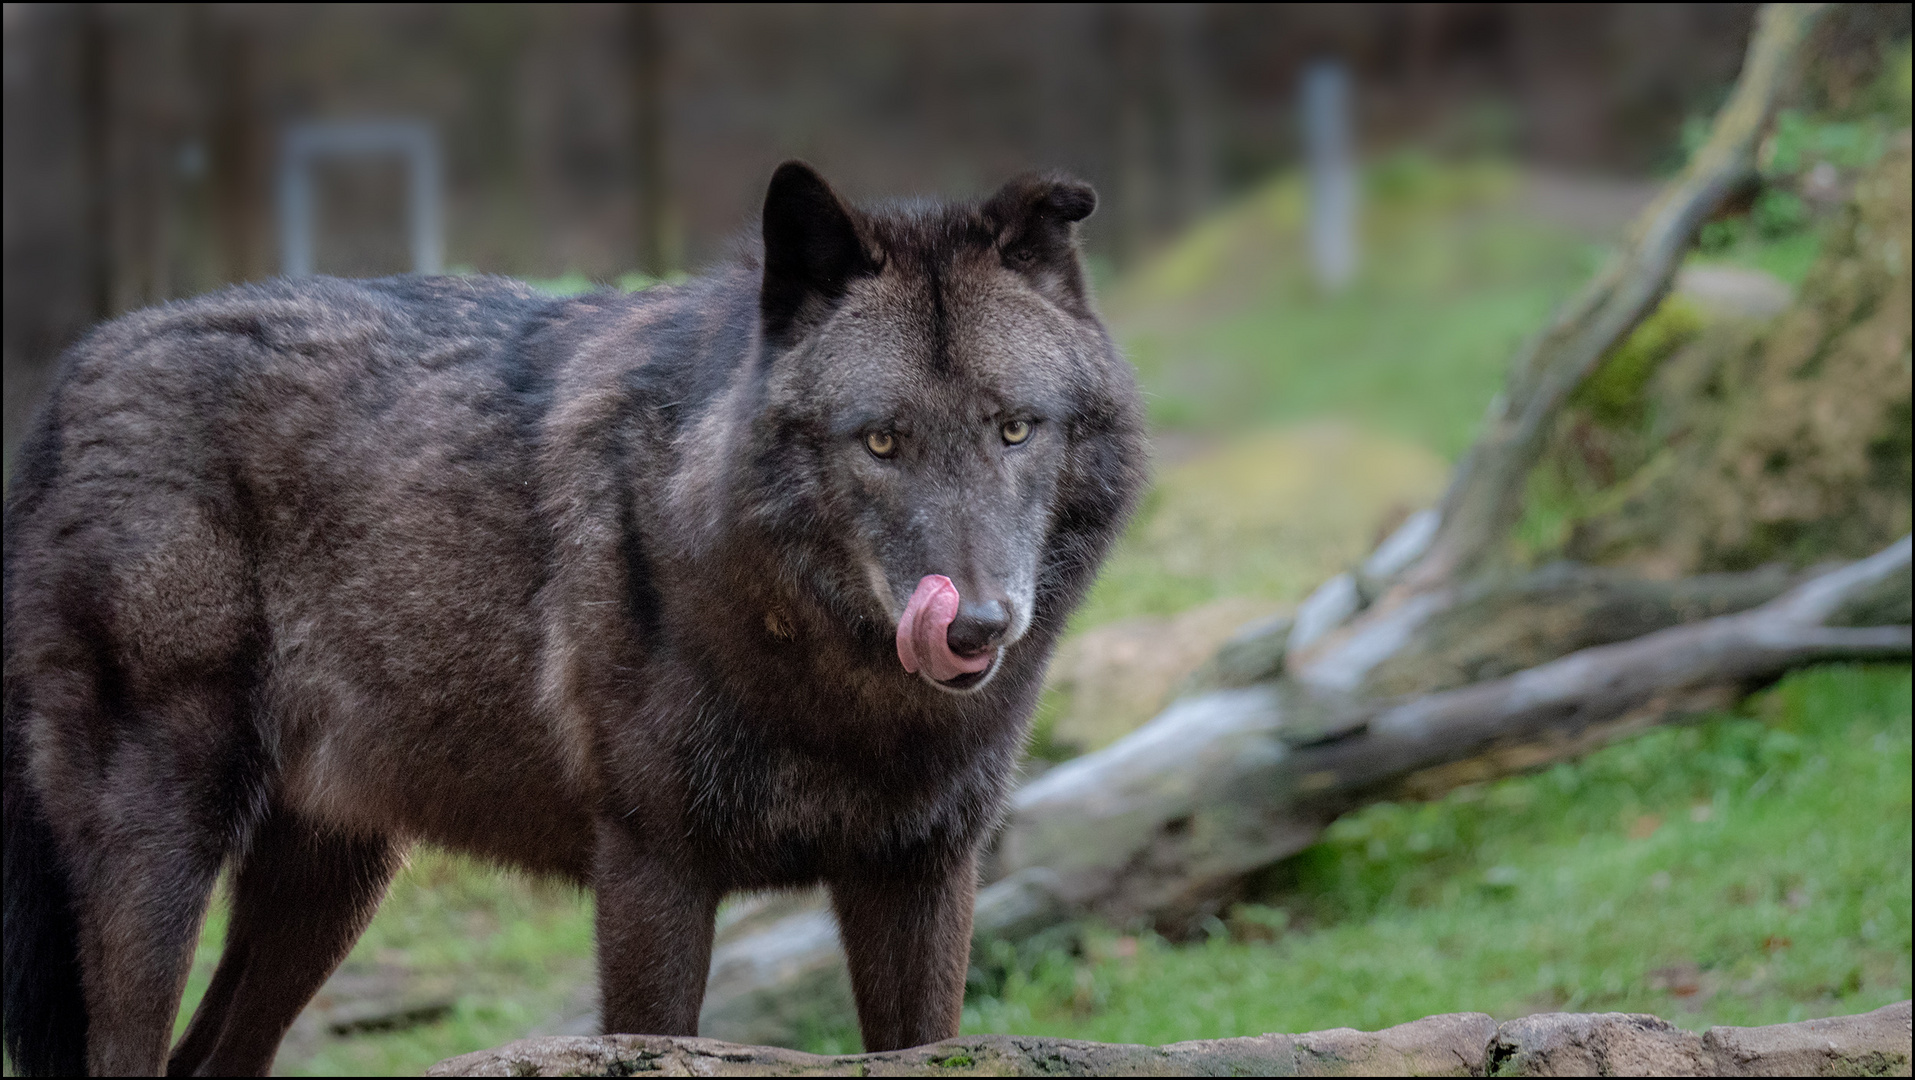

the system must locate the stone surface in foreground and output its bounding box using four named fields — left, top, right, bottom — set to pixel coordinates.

left=429, top=1000, right=1910, bottom=1077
